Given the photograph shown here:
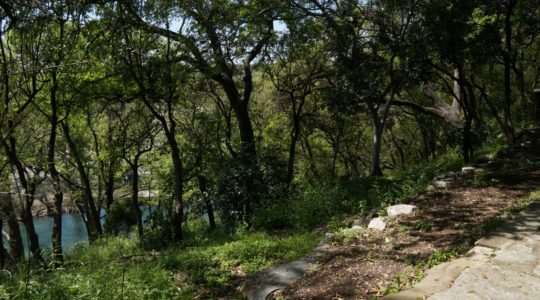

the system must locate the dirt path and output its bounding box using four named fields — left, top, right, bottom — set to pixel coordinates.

left=278, top=129, right=540, bottom=299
